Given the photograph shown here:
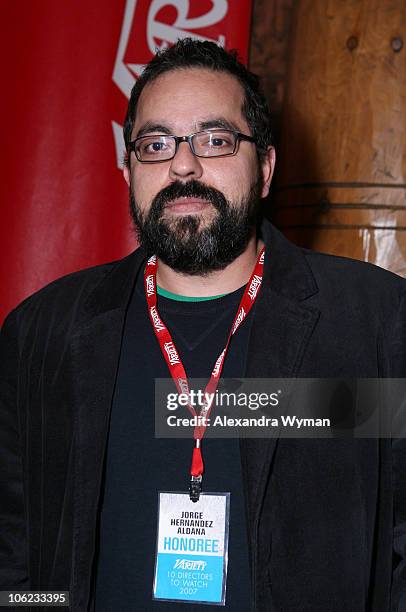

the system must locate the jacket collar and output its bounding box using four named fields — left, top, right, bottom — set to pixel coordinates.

left=80, top=248, right=147, bottom=321
left=259, top=218, right=318, bottom=301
